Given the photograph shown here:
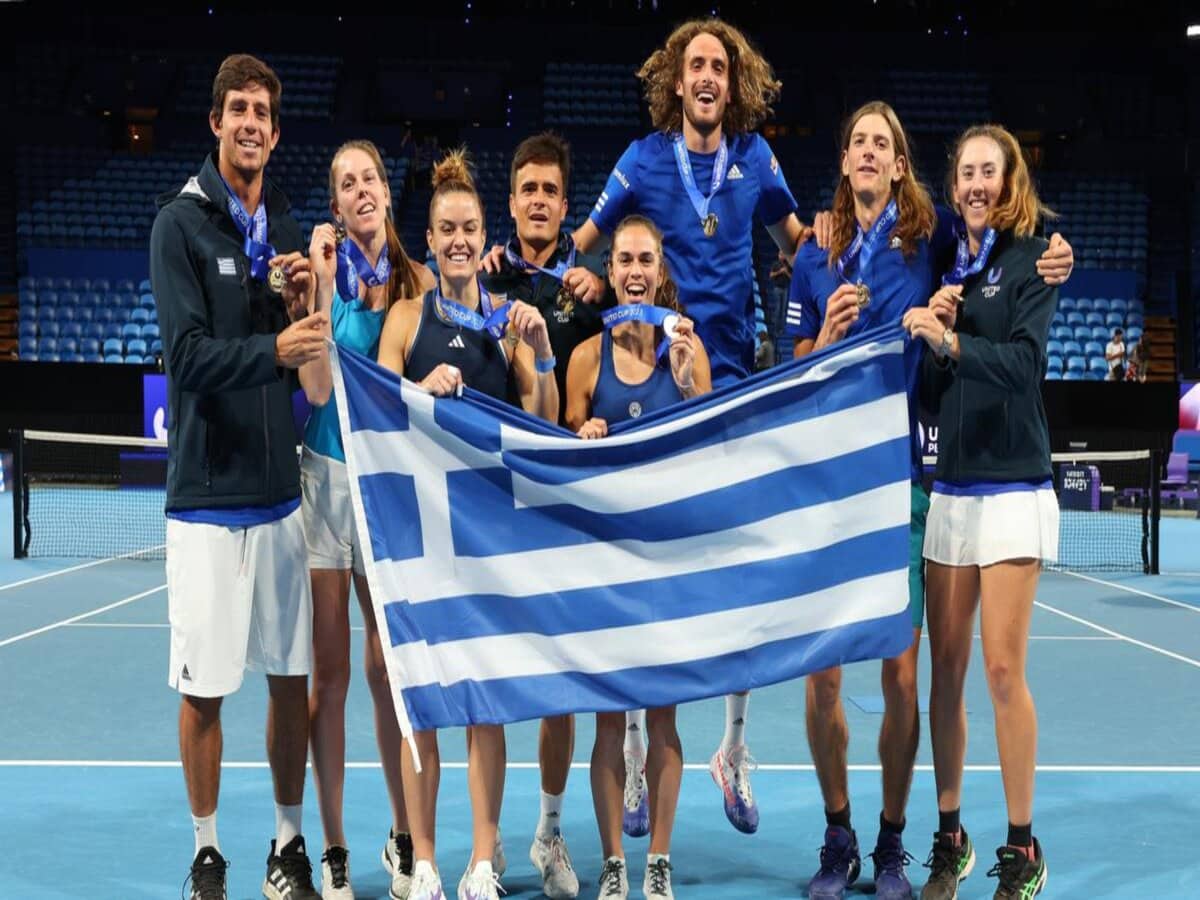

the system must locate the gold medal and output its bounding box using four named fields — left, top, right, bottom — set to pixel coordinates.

left=855, top=282, right=871, bottom=309
left=555, top=284, right=576, bottom=318
left=334, top=222, right=348, bottom=245
left=268, top=265, right=286, bottom=294
left=702, top=213, right=719, bottom=238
